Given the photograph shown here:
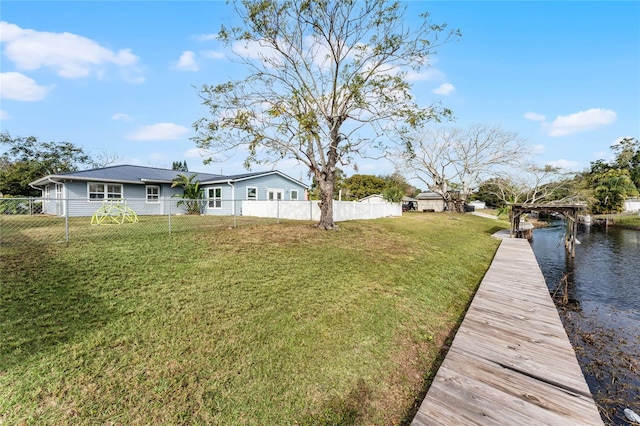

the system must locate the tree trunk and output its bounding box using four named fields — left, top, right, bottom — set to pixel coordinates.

left=317, top=171, right=337, bottom=230
left=444, top=196, right=465, bottom=213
